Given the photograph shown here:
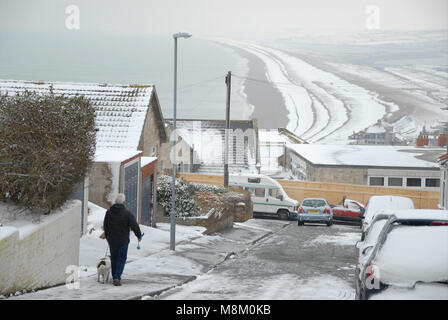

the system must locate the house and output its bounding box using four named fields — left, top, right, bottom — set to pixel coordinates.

left=160, top=119, right=259, bottom=175
left=438, top=152, right=448, bottom=209
left=349, top=120, right=405, bottom=145
left=259, top=128, right=307, bottom=176
left=282, top=144, right=444, bottom=190
left=0, top=79, right=167, bottom=230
